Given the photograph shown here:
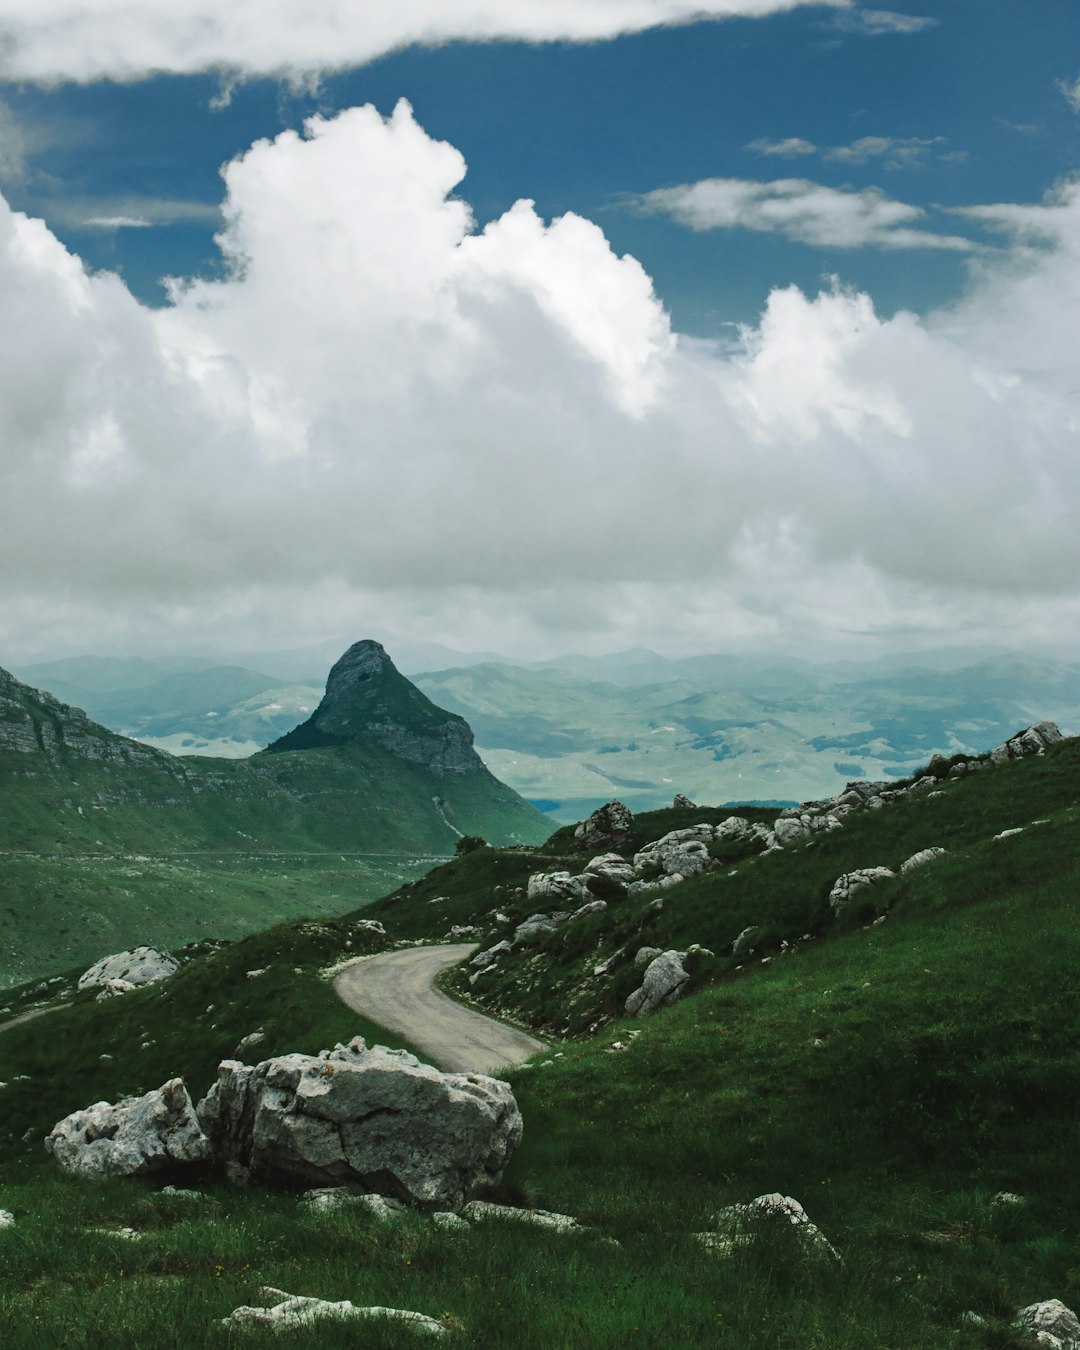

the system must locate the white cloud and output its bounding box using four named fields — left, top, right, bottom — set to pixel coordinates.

left=0, top=1, right=846, bottom=84
left=833, top=8, right=937, bottom=36
left=2, top=100, right=1080, bottom=663
left=636, top=175, right=974, bottom=250
left=1059, top=74, right=1080, bottom=114
left=81, top=215, right=153, bottom=229
left=747, top=137, right=818, bottom=157
left=824, top=134, right=949, bottom=168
